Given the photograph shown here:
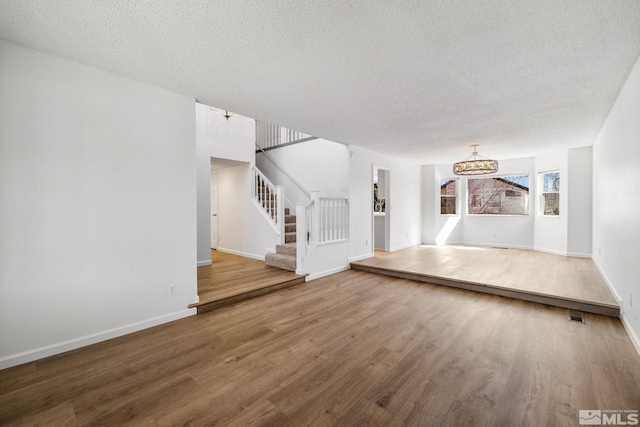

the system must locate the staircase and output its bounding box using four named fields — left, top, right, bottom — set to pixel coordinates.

left=265, top=208, right=298, bottom=271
